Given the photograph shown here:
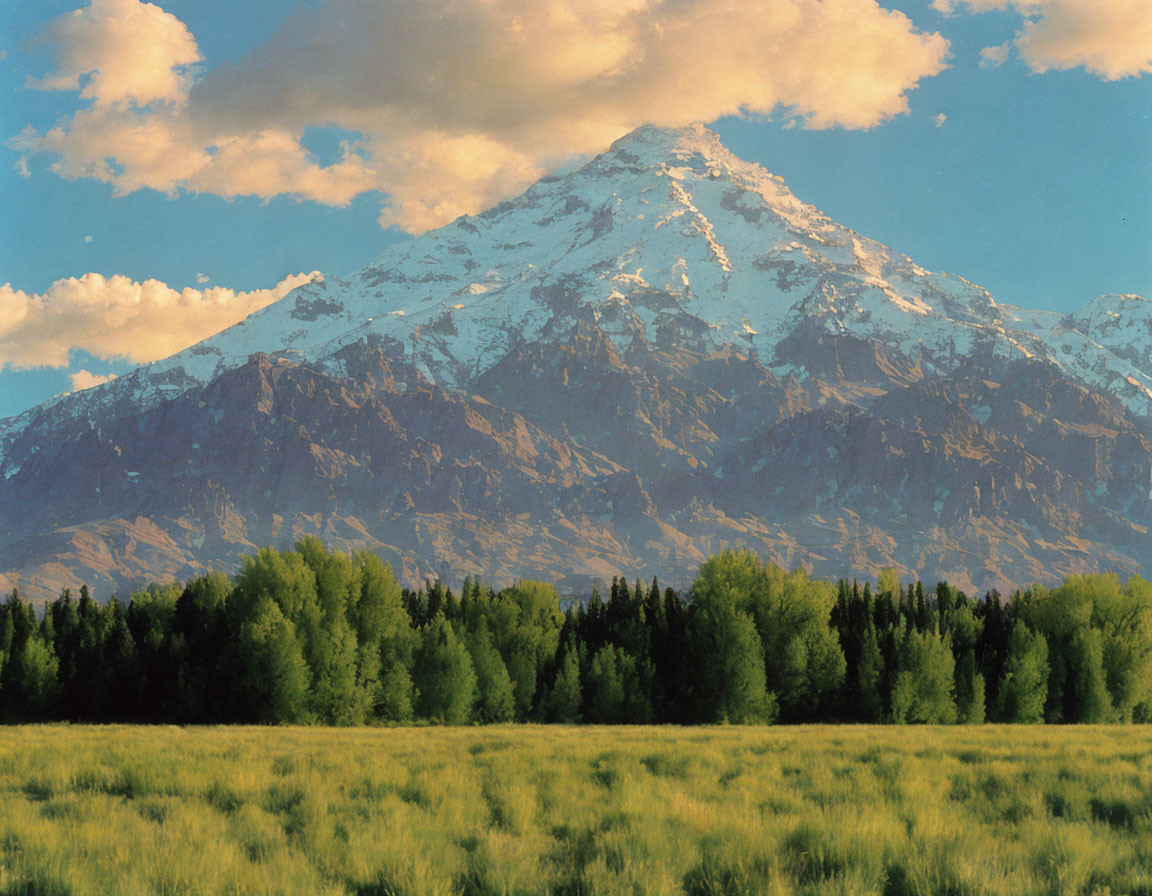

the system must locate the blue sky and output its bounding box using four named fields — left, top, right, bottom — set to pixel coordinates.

left=1, top=0, right=1150, bottom=419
